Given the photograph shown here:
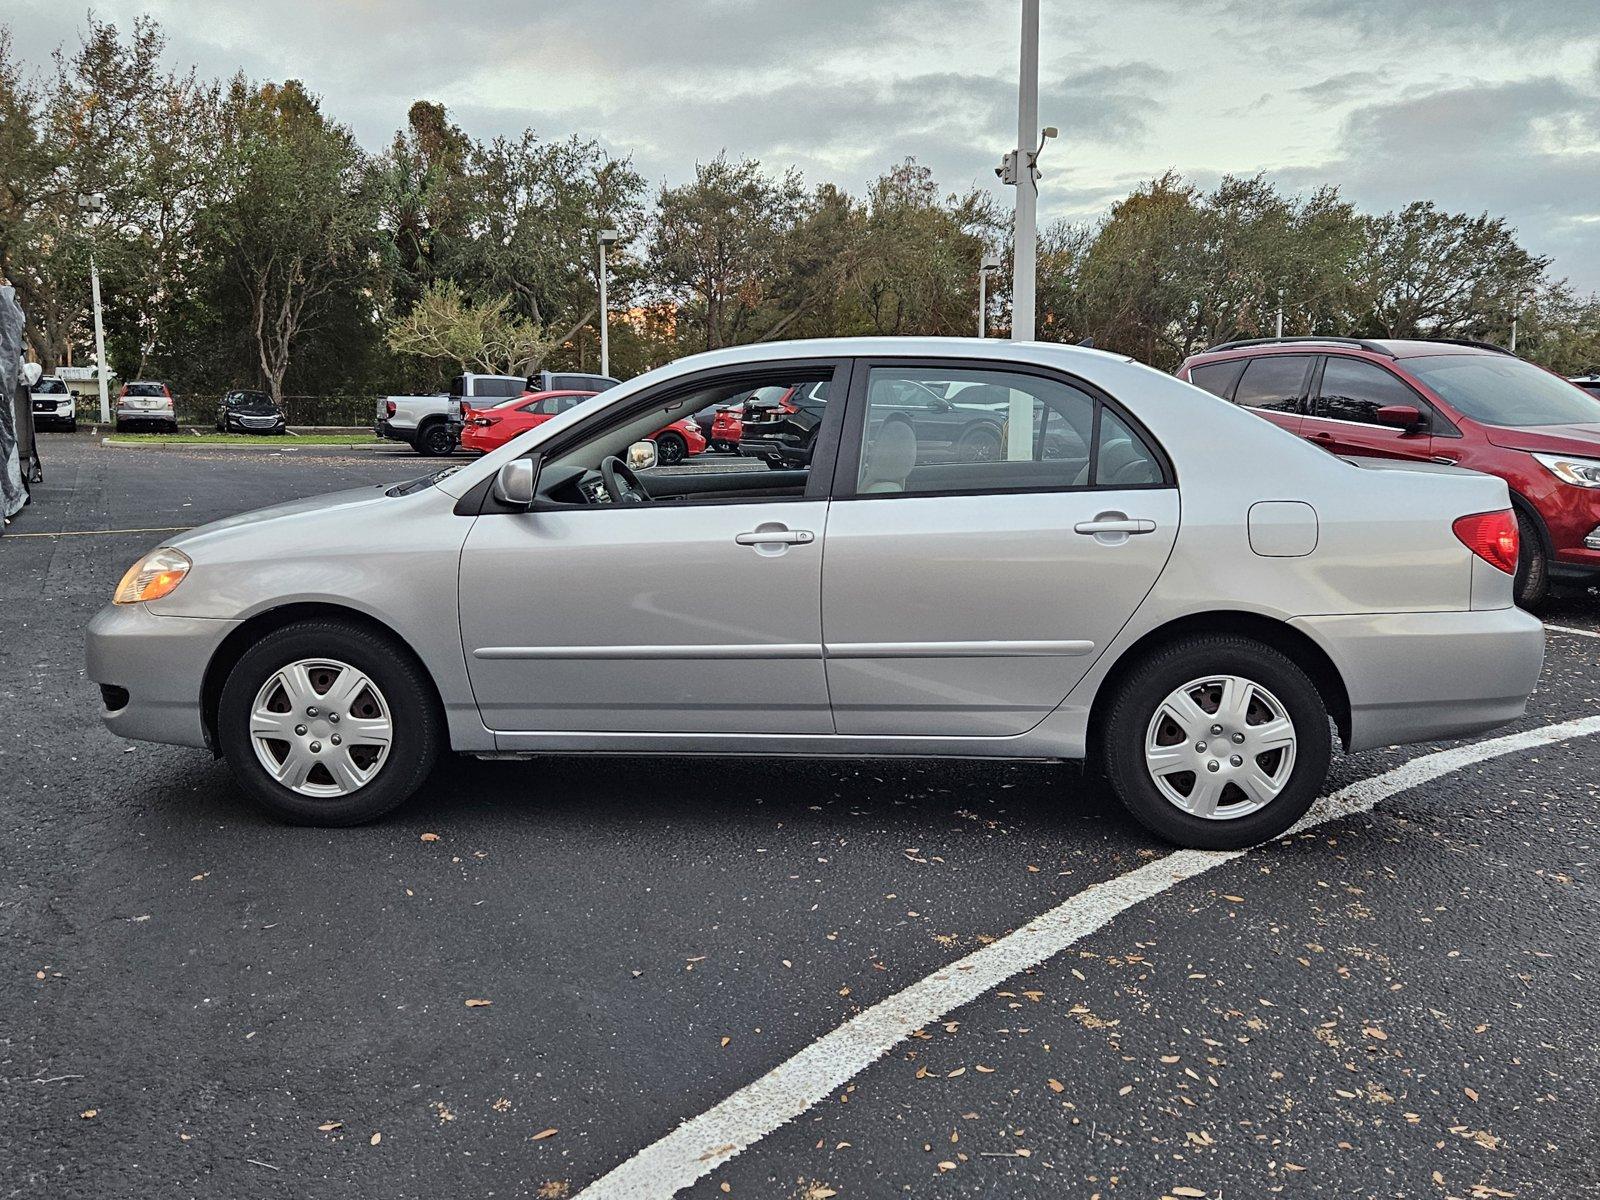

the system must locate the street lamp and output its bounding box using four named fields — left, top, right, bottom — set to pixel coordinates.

left=77, top=192, right=110, bottom=425
left=977, top=253, right=1002, bottom=338
left=597, top=228, right=620, bottom=377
